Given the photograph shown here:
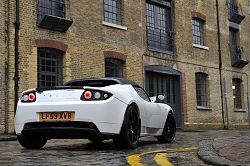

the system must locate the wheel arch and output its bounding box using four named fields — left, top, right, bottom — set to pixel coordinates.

left=127, top=102, right=140, bottom=117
